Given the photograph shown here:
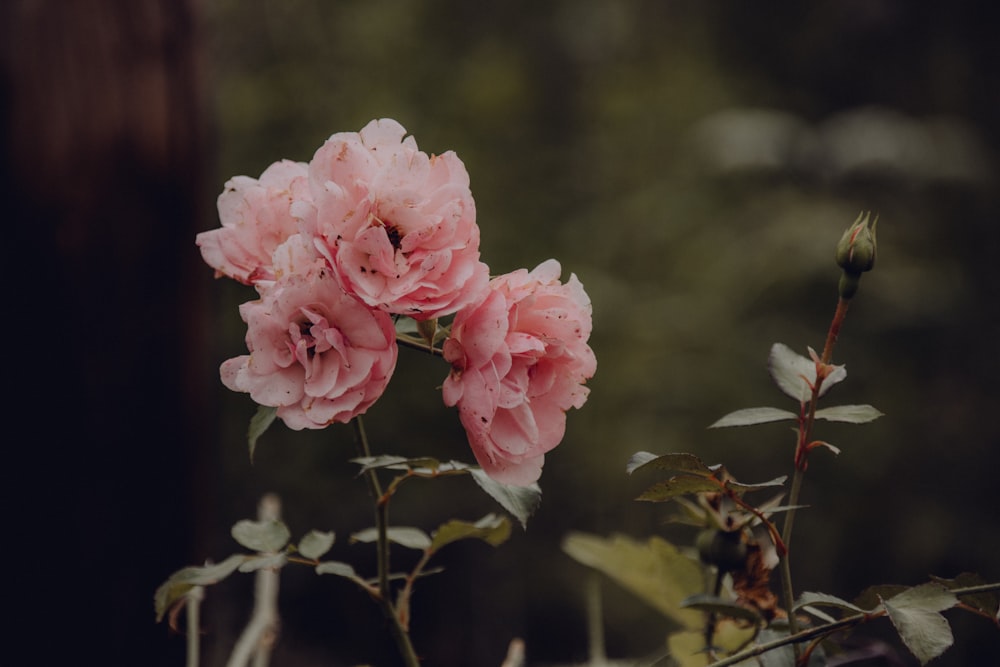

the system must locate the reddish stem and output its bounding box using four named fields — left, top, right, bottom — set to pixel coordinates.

left=821, top=297, right=850, bottom=364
